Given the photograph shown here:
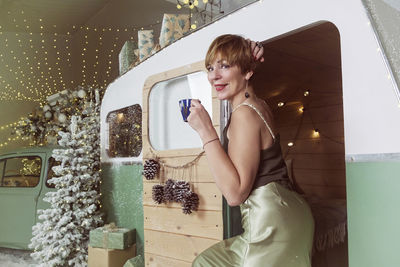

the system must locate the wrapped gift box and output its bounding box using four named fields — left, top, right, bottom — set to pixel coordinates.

left=119, top=41, right=138, bottom=75
left=138, top=30, right=155, bottom=60
left=123, top=255, right=144, bottom=267
left=159, top=13, right=190, bottom=48
left=88, top=244, right=136, bottom=267
left=89, top=225, right=135, bottom=250
left=129, top=49, right=141, bottom=68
